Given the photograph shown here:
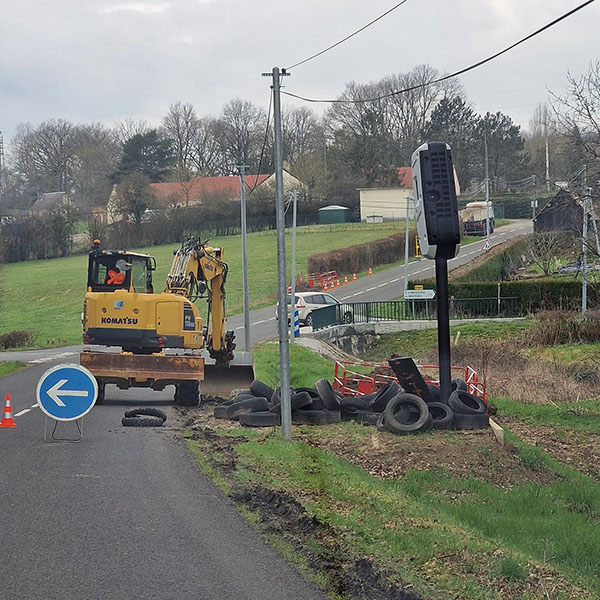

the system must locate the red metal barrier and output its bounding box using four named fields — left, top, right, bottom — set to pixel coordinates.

left=333, top=360, right=487, bottom=402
